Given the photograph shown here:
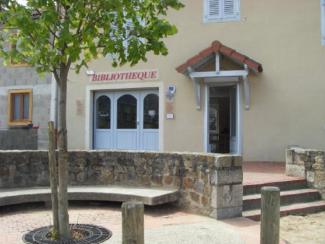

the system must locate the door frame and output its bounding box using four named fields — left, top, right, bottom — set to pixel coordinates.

left=85, top=81, right=164, bottom=151
left=204, top=82, right=243, bottom=155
